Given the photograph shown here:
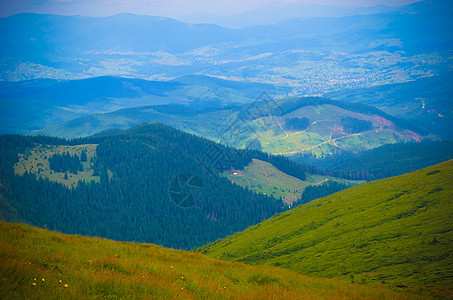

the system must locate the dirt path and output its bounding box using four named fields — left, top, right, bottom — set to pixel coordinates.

left=287, top=120, right=336, bottom=138
left=314, top=178, right=329, bottom=185
left=274, top=127, right=381, bottom=155
left=276, top=119, right=289, bottom=139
